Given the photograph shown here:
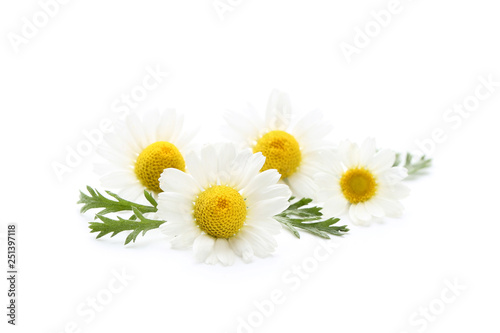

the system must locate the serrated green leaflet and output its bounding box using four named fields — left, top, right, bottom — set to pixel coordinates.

left=78, top=186, right=157, bottom=217
left=274, top=197, right=349, bottom=239
left=90, top=207, right=164, bottom=245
